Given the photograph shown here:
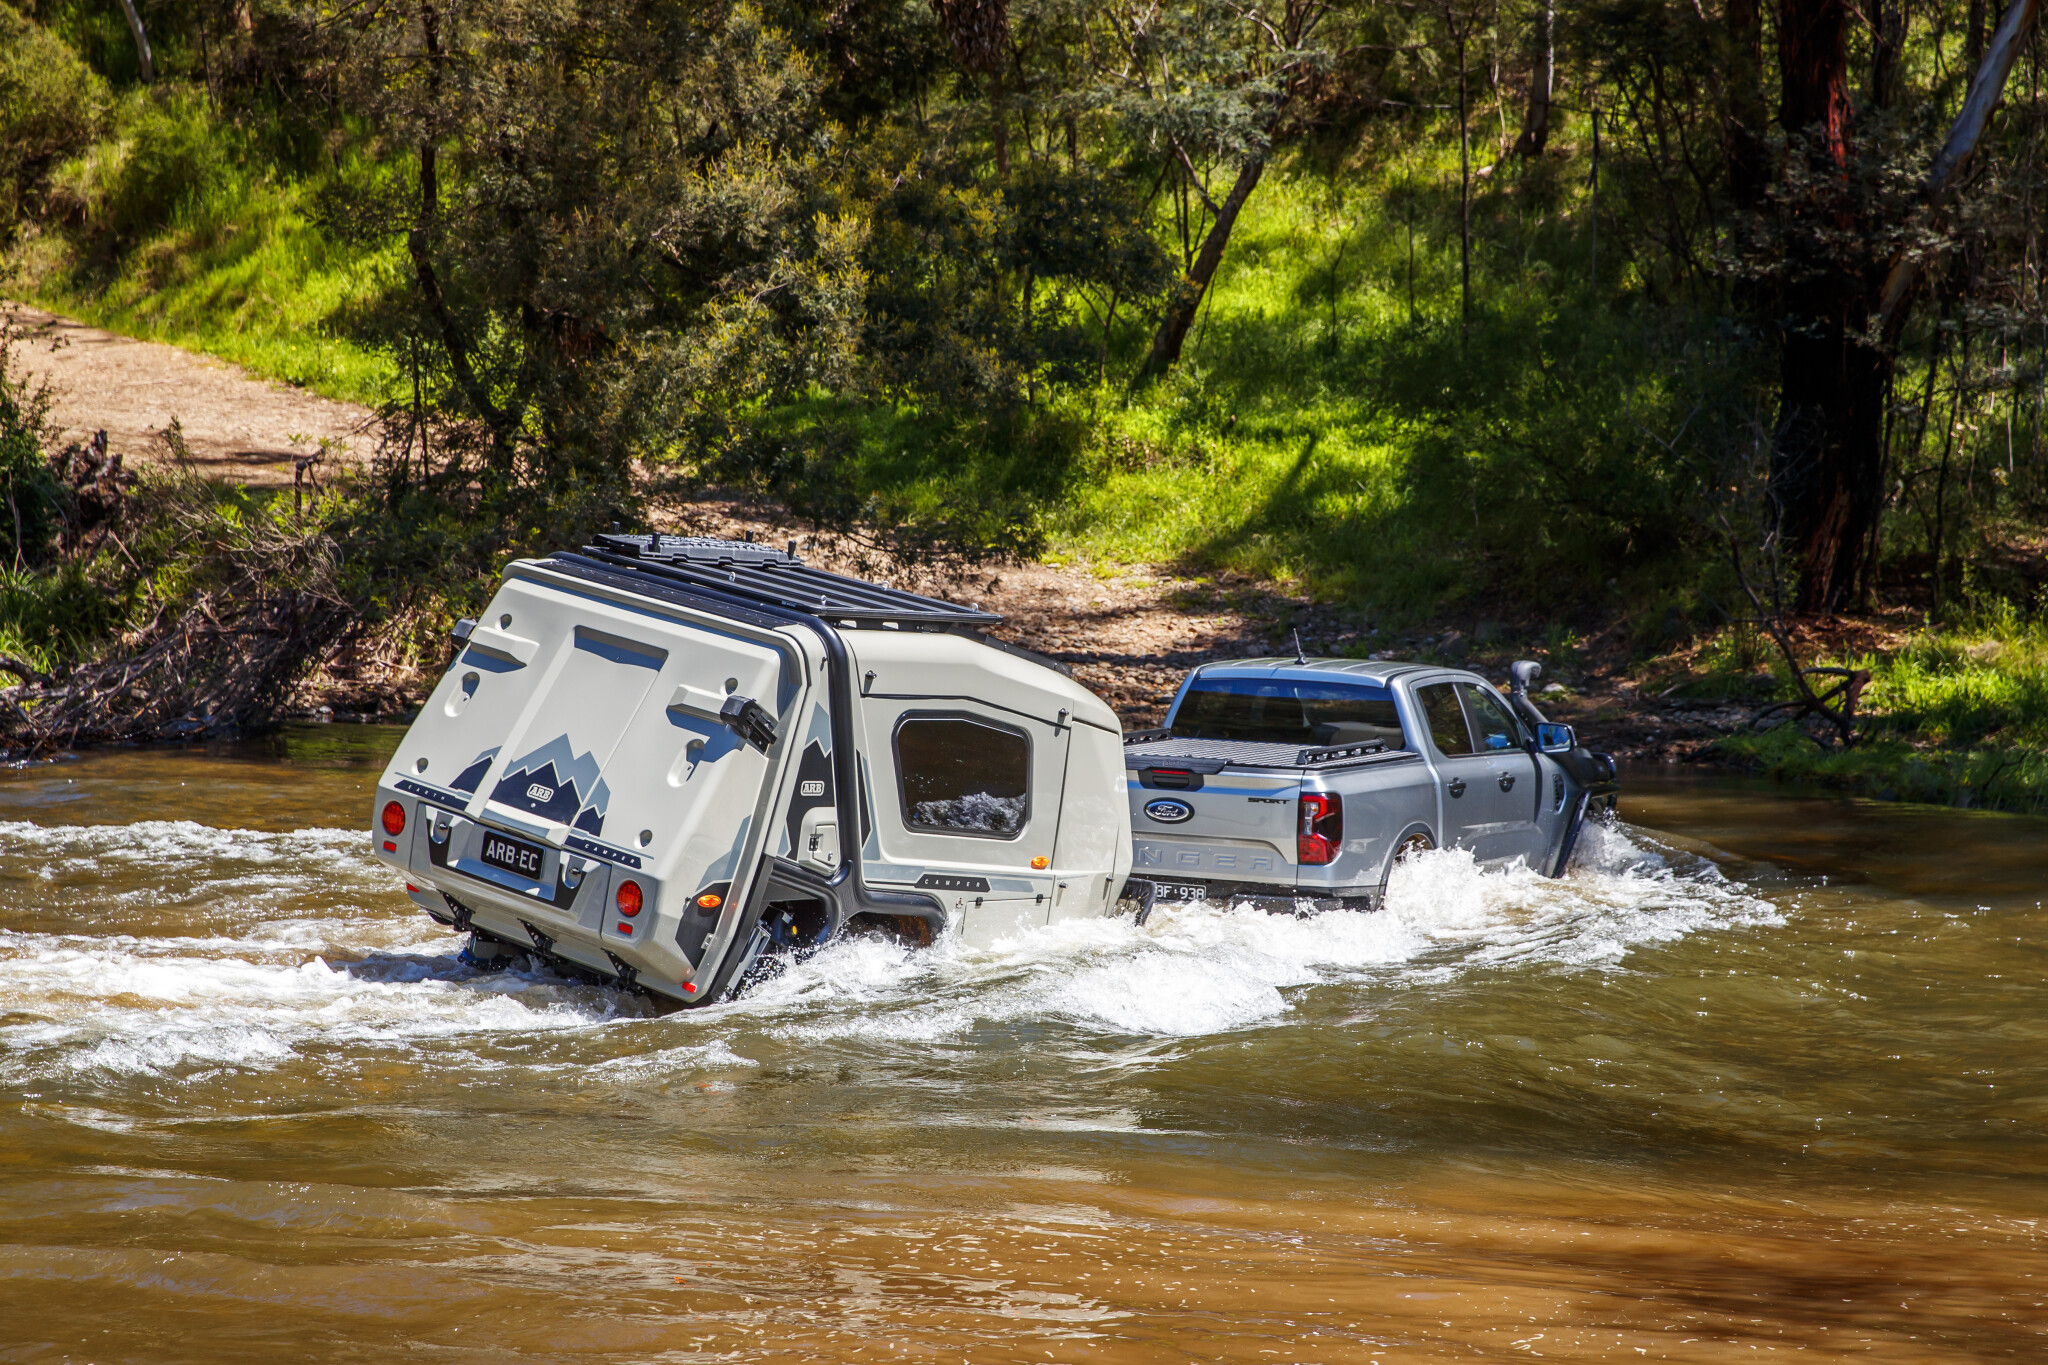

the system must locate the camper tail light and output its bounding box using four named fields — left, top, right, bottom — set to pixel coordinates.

left=616, top=879, right=643, bottom=917
left=380, top=801, right=406, bottom=836
left=1298, top=792, right=1342, bottom=865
